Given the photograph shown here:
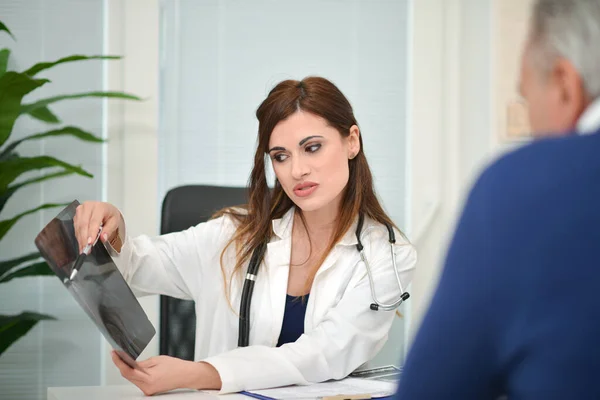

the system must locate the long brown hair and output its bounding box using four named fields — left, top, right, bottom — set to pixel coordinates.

left=215, top=76, right=401, bottom=298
